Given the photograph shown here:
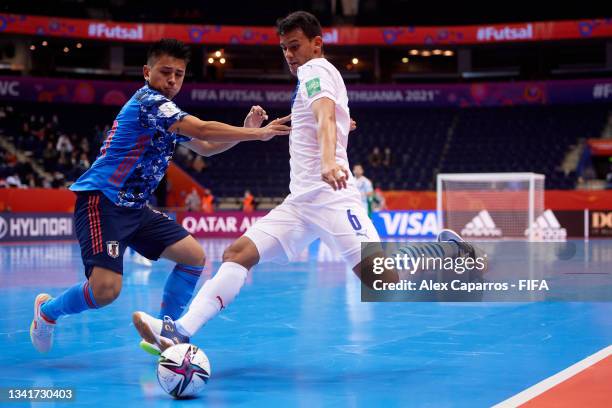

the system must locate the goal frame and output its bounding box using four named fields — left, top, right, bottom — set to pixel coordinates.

left=436, top=172, right=545, bottom=241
